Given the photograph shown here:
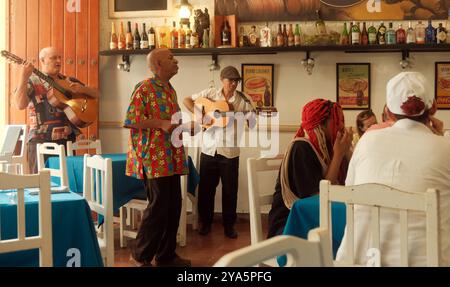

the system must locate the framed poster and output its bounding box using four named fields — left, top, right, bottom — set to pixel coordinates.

left=109, top=0, right=173, bottom=18
left=435, top=62, right=450, bottom=109
left=336, top=63, right=370, bottom=110
left=242, top=64, right=275, bottom=109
